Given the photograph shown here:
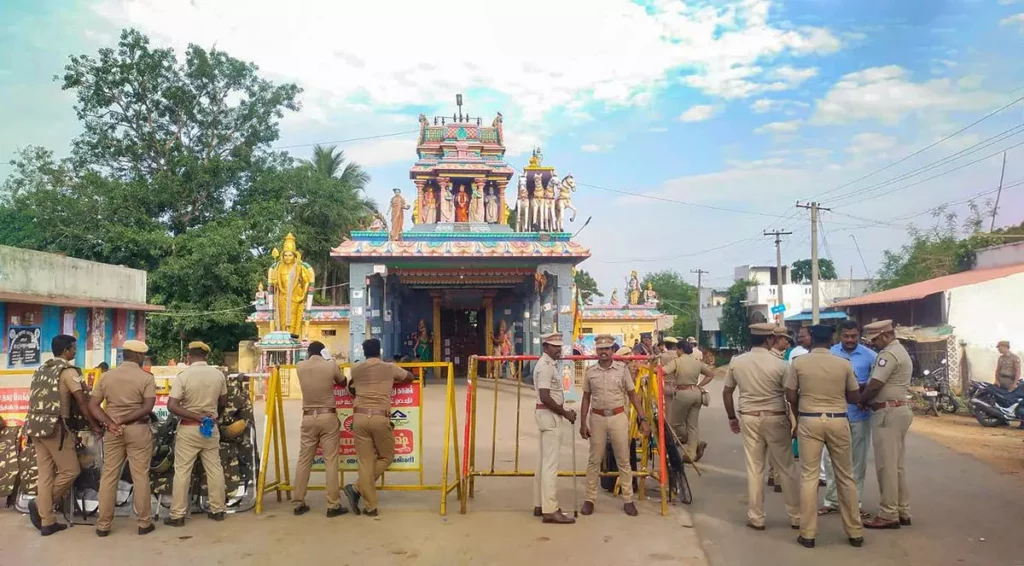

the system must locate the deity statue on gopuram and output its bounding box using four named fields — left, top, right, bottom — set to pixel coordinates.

left=512, top=147, right=580, bottom=233
left=267, top=233, right=314, bottom=338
